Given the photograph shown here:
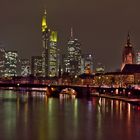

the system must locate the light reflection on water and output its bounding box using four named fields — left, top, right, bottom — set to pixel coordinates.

left=0, top=90, right=140, bottom=140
